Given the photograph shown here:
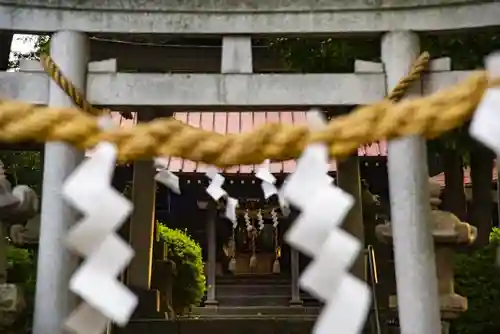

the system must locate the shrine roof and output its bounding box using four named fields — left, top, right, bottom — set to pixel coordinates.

left=110, top=111, right=387, bottom=174
left=430, top=166, right=498, bottom=187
